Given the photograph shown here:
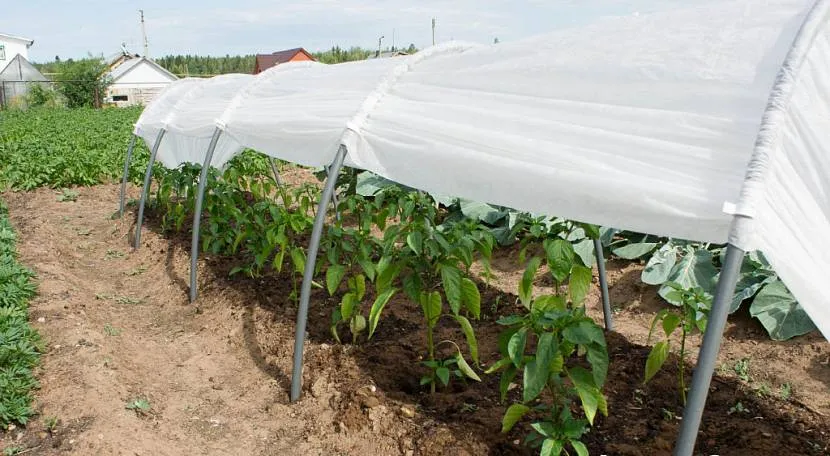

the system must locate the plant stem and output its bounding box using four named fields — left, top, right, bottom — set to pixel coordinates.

left=427, top=323, right=435, bottom=394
